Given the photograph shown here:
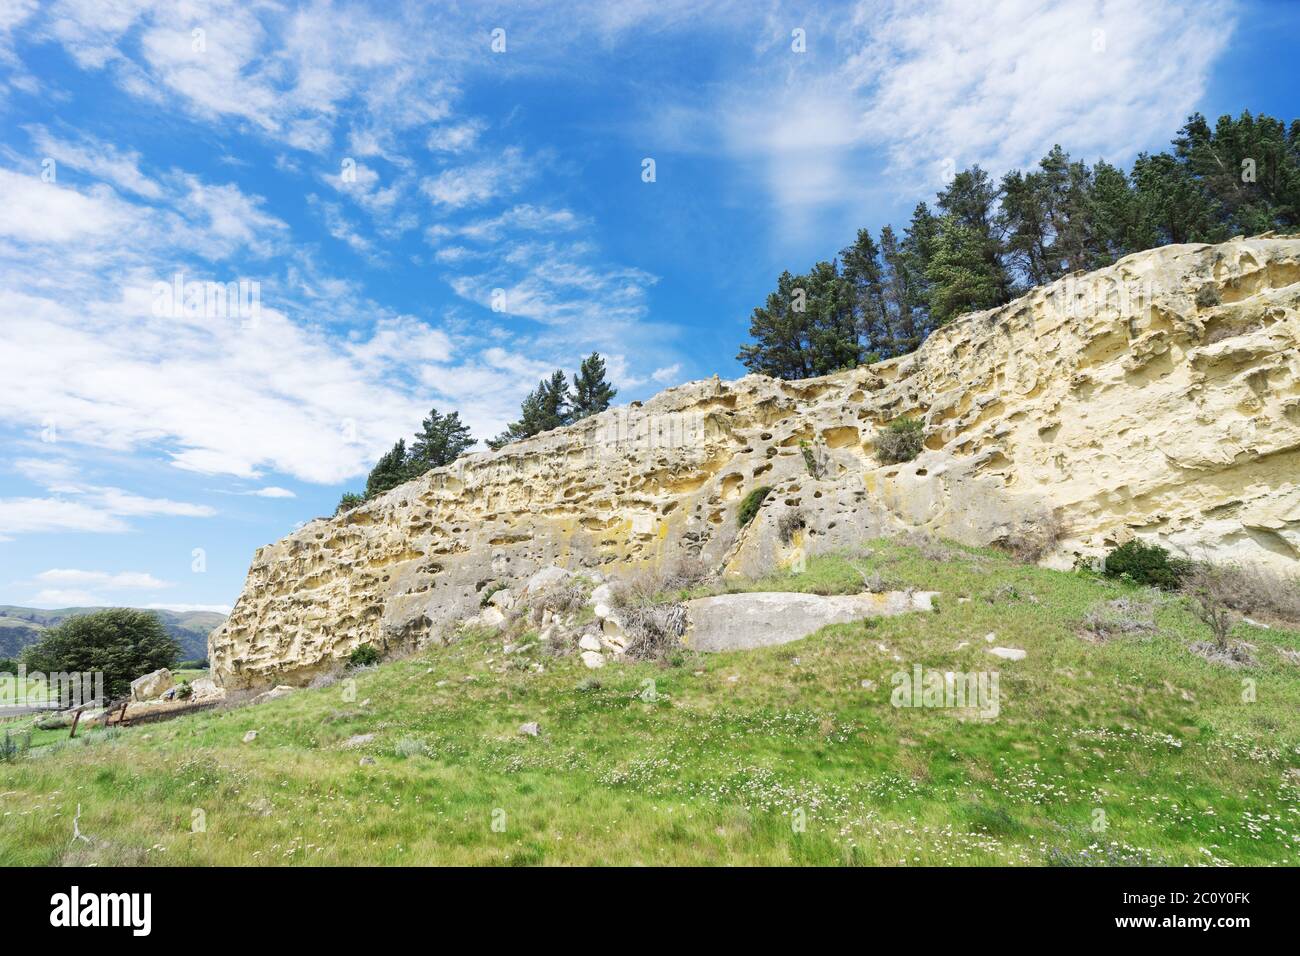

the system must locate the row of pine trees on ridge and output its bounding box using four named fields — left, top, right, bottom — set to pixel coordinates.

left=340, top=110, right=1297, bottom=513
left=336, top=353, right=617, bottom=513
left=738, top=110, right=1300, bottom=380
